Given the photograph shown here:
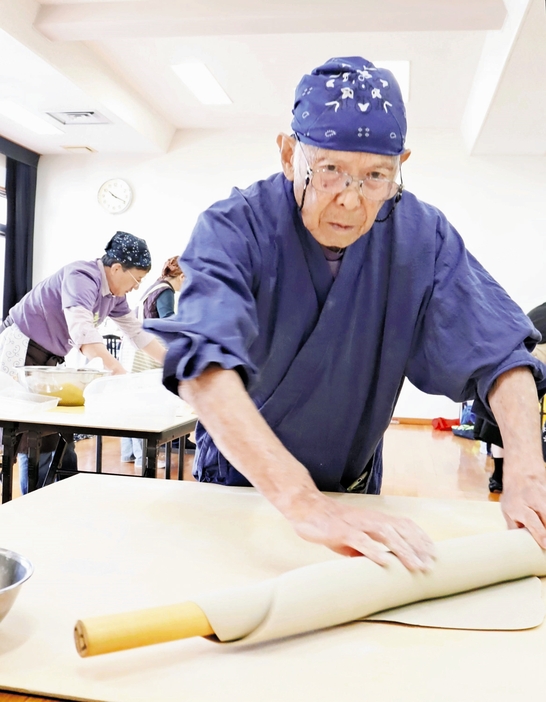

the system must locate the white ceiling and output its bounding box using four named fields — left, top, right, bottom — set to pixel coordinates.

left=0, top=0, right=545, bottom=157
